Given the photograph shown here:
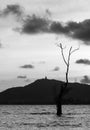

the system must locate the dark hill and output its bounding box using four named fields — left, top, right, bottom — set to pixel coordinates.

left=0, top=78, right=90, bottom=104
